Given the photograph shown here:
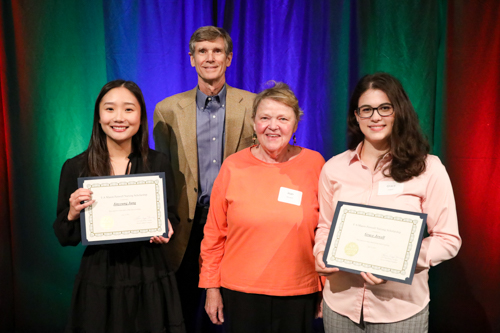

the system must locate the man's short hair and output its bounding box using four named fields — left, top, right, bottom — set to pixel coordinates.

left=189, top=26, right=233, bottom=56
